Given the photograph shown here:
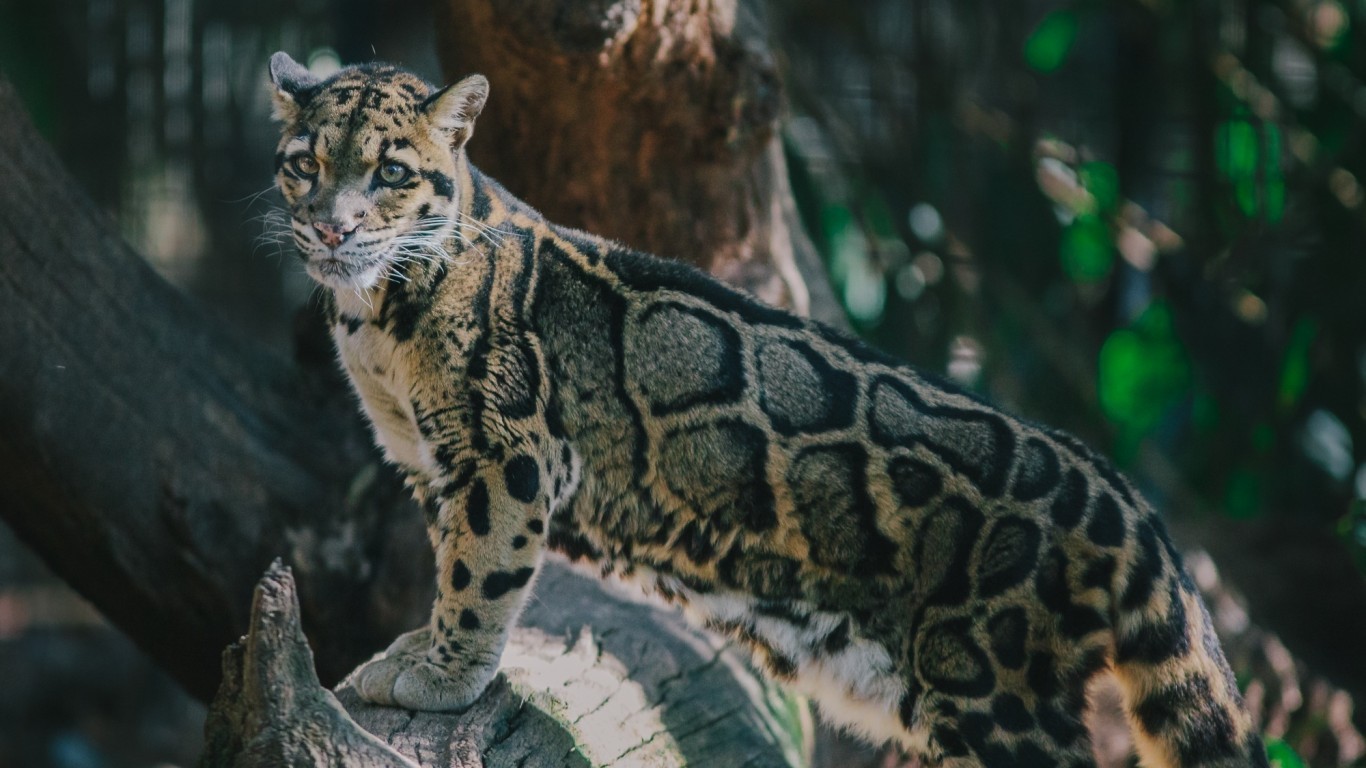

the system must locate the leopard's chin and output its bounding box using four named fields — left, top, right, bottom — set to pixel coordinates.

left=305, top=252, right=389, bottom=294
